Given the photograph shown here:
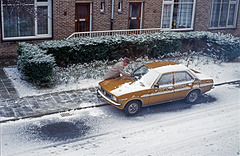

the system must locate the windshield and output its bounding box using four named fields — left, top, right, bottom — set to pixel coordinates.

left=132, top=65, right=150, bottom=79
